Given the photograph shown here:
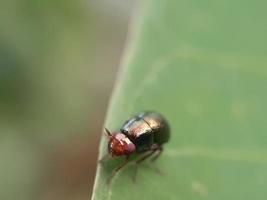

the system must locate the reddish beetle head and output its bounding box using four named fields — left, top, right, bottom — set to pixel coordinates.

left=105, top=129, right=136, bottom=157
